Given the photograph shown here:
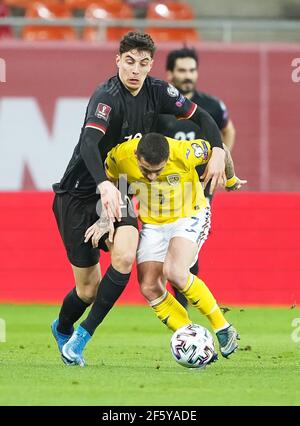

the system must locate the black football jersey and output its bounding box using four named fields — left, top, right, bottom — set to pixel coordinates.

left=157, top=90, right=229, bottom=142
left=57, top=76, right=197, bottom=196
left=156, top=90, right=229, bottom=192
